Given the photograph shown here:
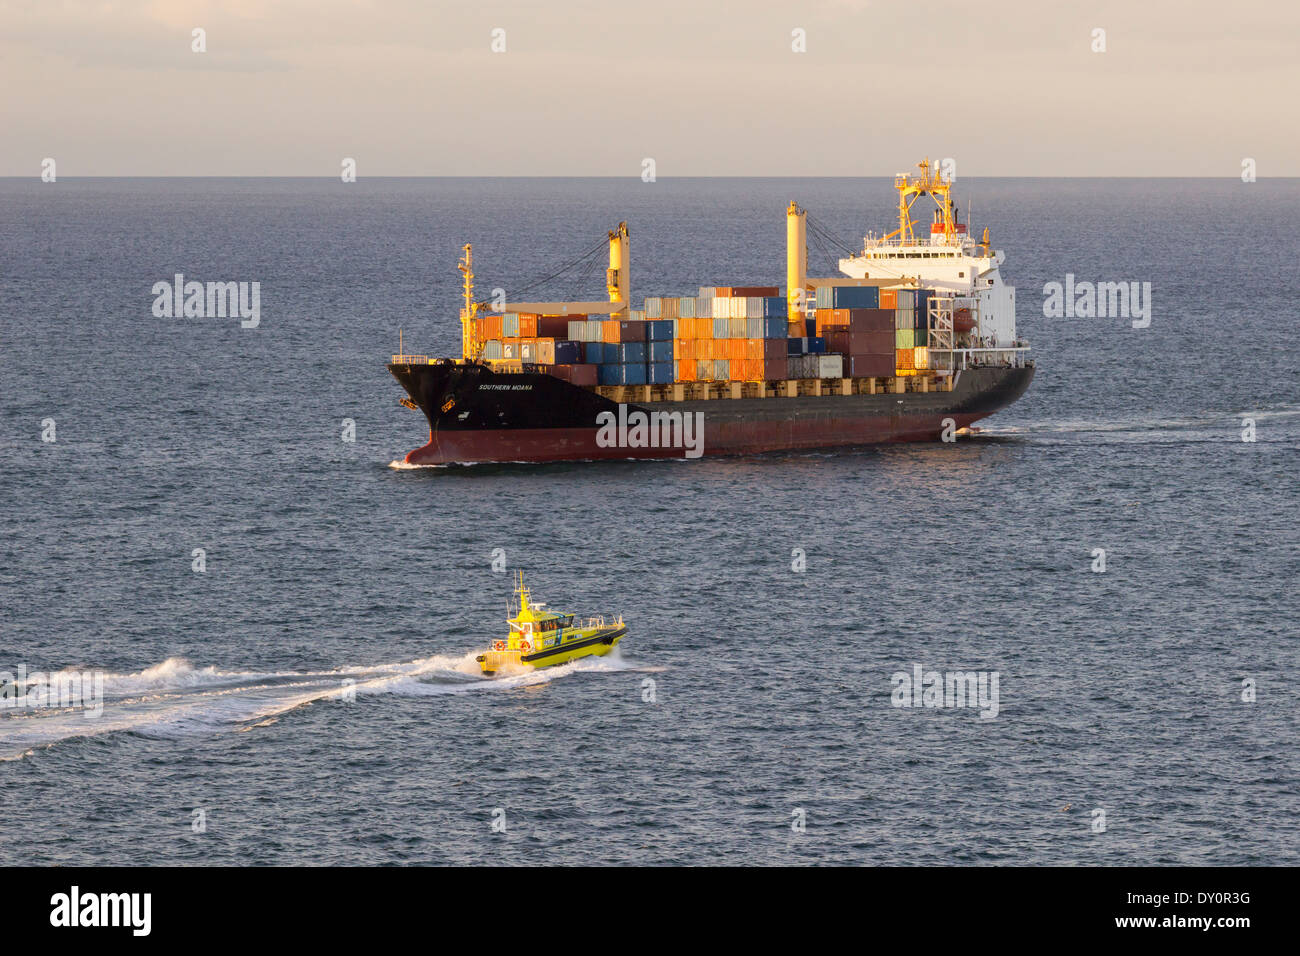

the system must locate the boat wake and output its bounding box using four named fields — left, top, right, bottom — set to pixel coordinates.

left=982, top=405, right=1300, bottom=445
left=0, top=651, right=635, bottom=762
